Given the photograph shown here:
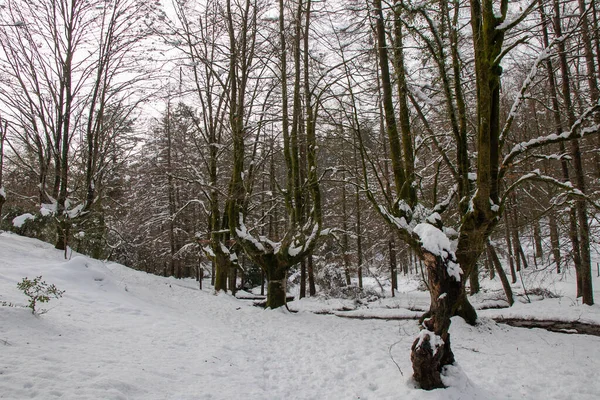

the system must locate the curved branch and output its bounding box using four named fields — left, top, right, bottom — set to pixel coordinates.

left=500, top=101, right=600, bottom=179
